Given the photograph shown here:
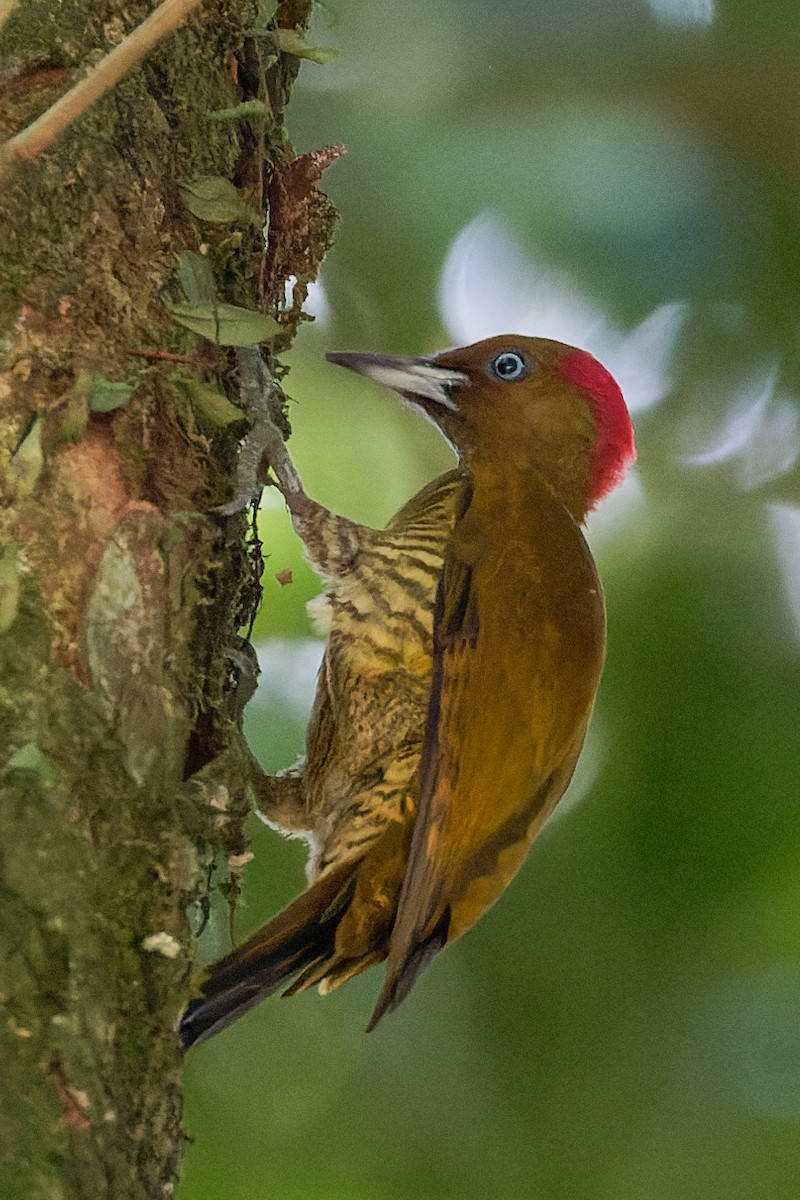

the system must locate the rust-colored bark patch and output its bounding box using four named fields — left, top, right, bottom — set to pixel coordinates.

left=15, top=420, right=160, bottom=677
left=264, top=143, right=345, bottom=318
